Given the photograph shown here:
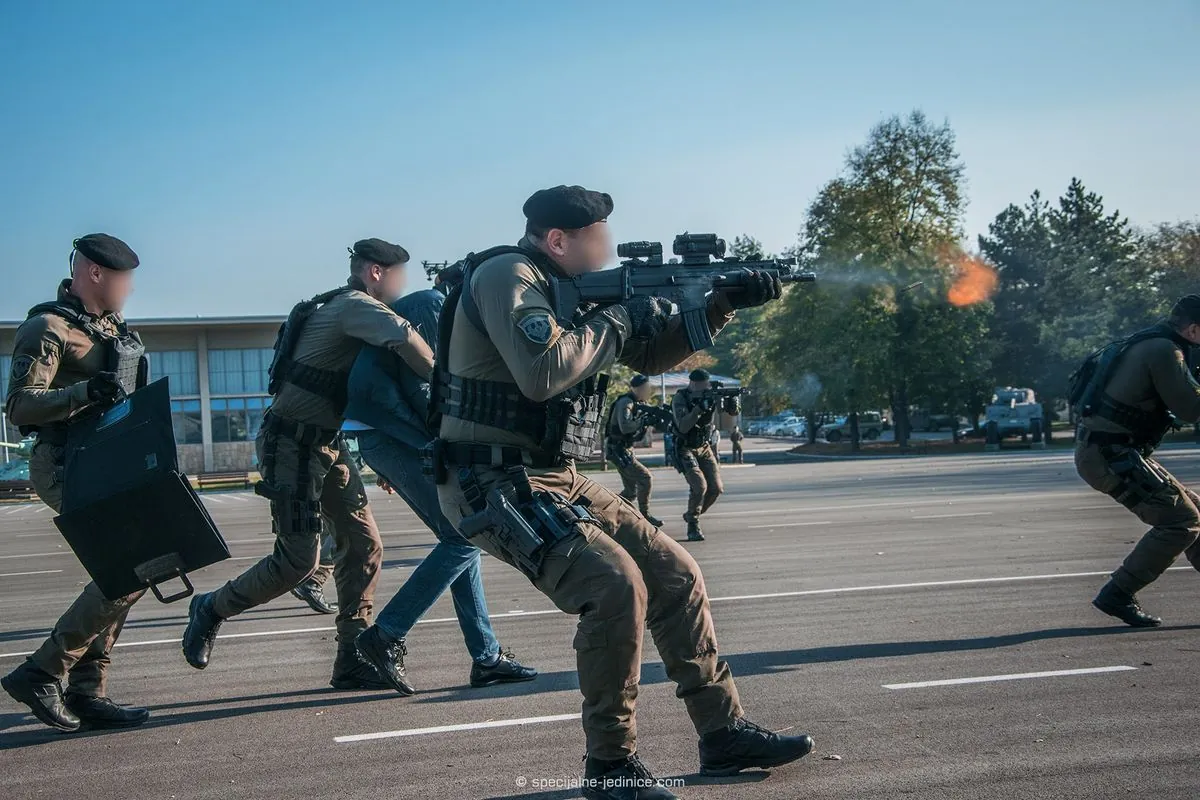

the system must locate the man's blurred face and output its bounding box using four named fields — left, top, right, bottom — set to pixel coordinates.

left=633, top=383, right=653, bottom=401
left=543, top=221, right=612, bottom=276
left=376, top=263, right=408, bottom=303
left=74, top=255, right=134, bottom=313
left=690, top=379, right=710, bottom=393
left=1183, top=322, right=1200, bottom=345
